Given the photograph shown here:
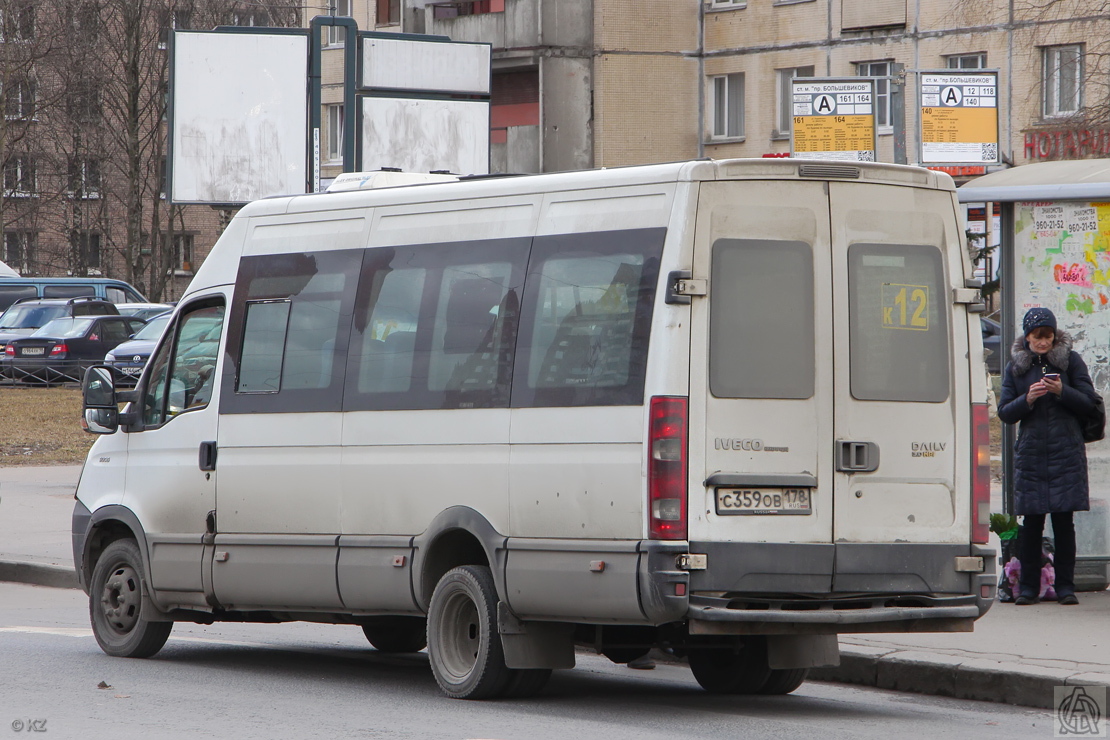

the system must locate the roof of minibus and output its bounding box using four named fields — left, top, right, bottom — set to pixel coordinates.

left=237, top=158, right=953, bottom=219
